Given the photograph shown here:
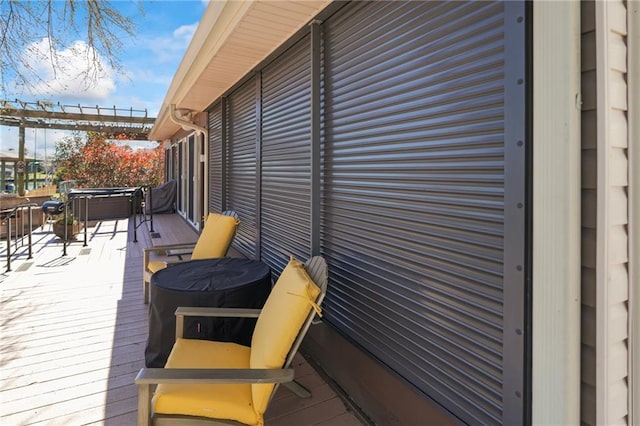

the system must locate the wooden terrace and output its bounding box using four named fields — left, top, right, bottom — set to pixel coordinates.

left=0, top=213, right=365, bottom=425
